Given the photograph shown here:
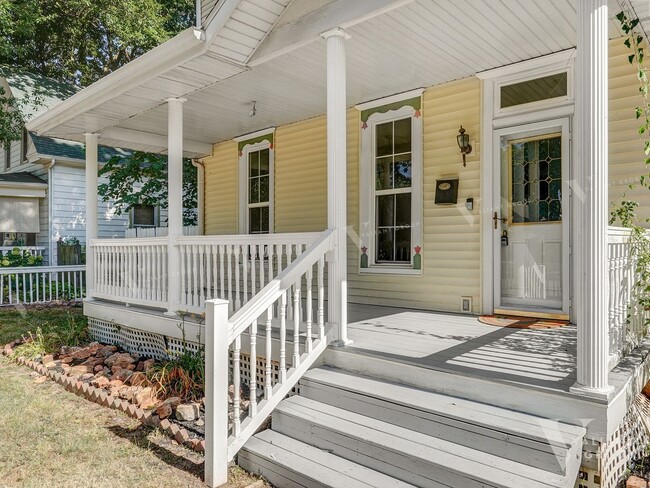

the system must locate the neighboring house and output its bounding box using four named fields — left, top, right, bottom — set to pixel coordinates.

left=0, top=69, right=165, bottom=265
left=26, top=1, right=650, bottom=487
